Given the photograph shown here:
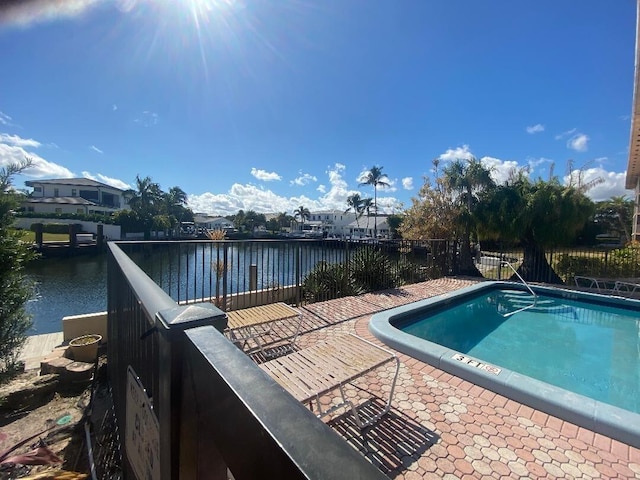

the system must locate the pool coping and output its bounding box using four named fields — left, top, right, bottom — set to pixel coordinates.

left=369, top=280, right=640, bottom=449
